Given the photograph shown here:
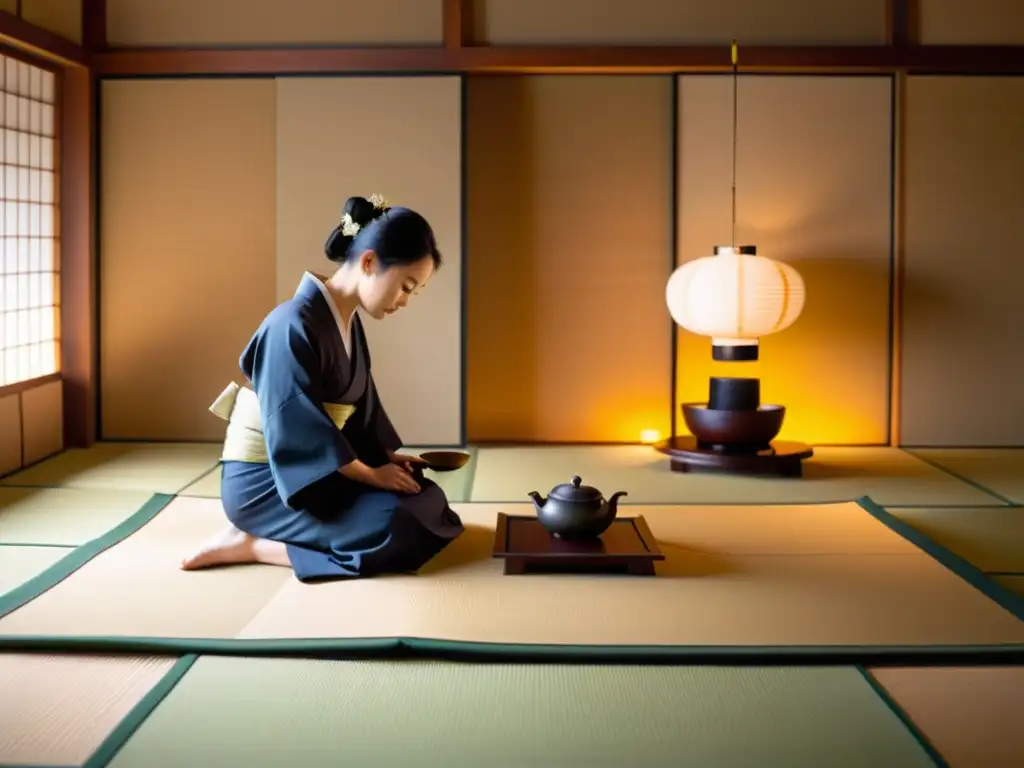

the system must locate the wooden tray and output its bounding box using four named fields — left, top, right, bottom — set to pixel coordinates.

left=492, top=513, right=664, bottom=576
